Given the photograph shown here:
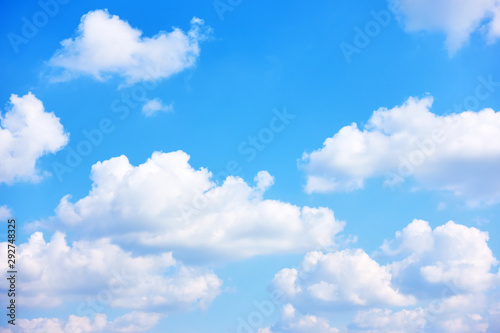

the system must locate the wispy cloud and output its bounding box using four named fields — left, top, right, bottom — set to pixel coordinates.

left=141, top=98, right=173, bottom=116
